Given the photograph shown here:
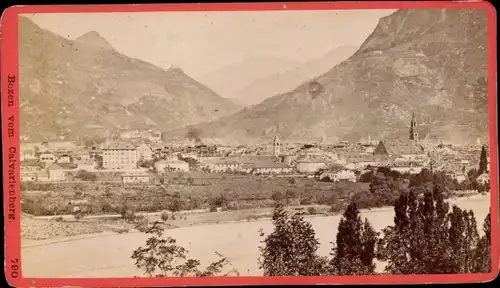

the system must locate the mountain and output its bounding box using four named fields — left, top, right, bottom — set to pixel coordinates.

left=18, top=16, right=241, bottom=141
left=235, top=46, right=358, bottom=106
left=198, top=56, right=303, bottom=99
left=163, top=9, right=489, bottom=145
